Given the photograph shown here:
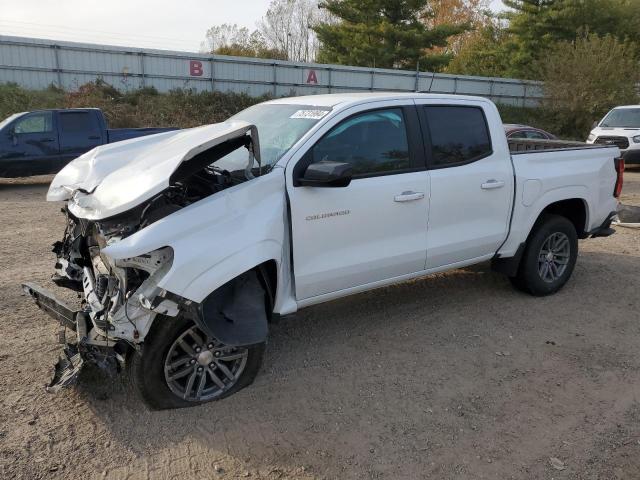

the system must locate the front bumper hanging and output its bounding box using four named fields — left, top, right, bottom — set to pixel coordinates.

left=22, top=282, right=85, bottom=392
